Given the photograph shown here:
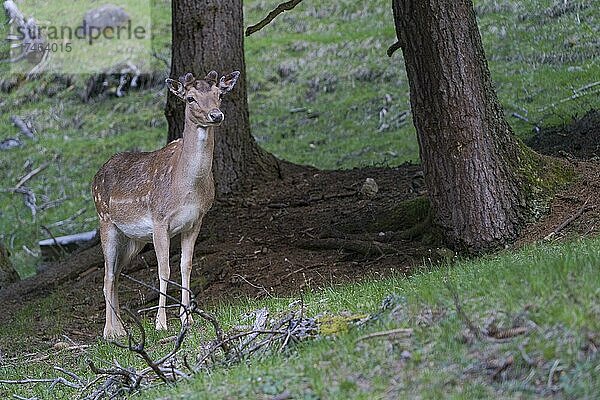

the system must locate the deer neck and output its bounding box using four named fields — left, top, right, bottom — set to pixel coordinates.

left=175, top=111, right=215, bottom=187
